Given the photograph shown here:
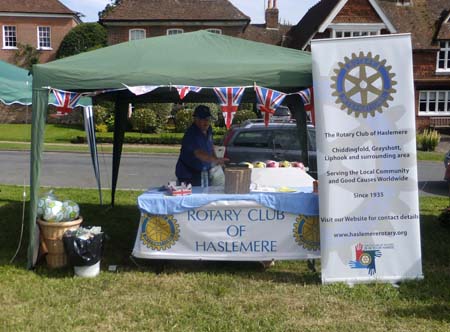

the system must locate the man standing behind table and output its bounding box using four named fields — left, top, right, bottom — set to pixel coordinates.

left=176, top=105, right=228, bottom=186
